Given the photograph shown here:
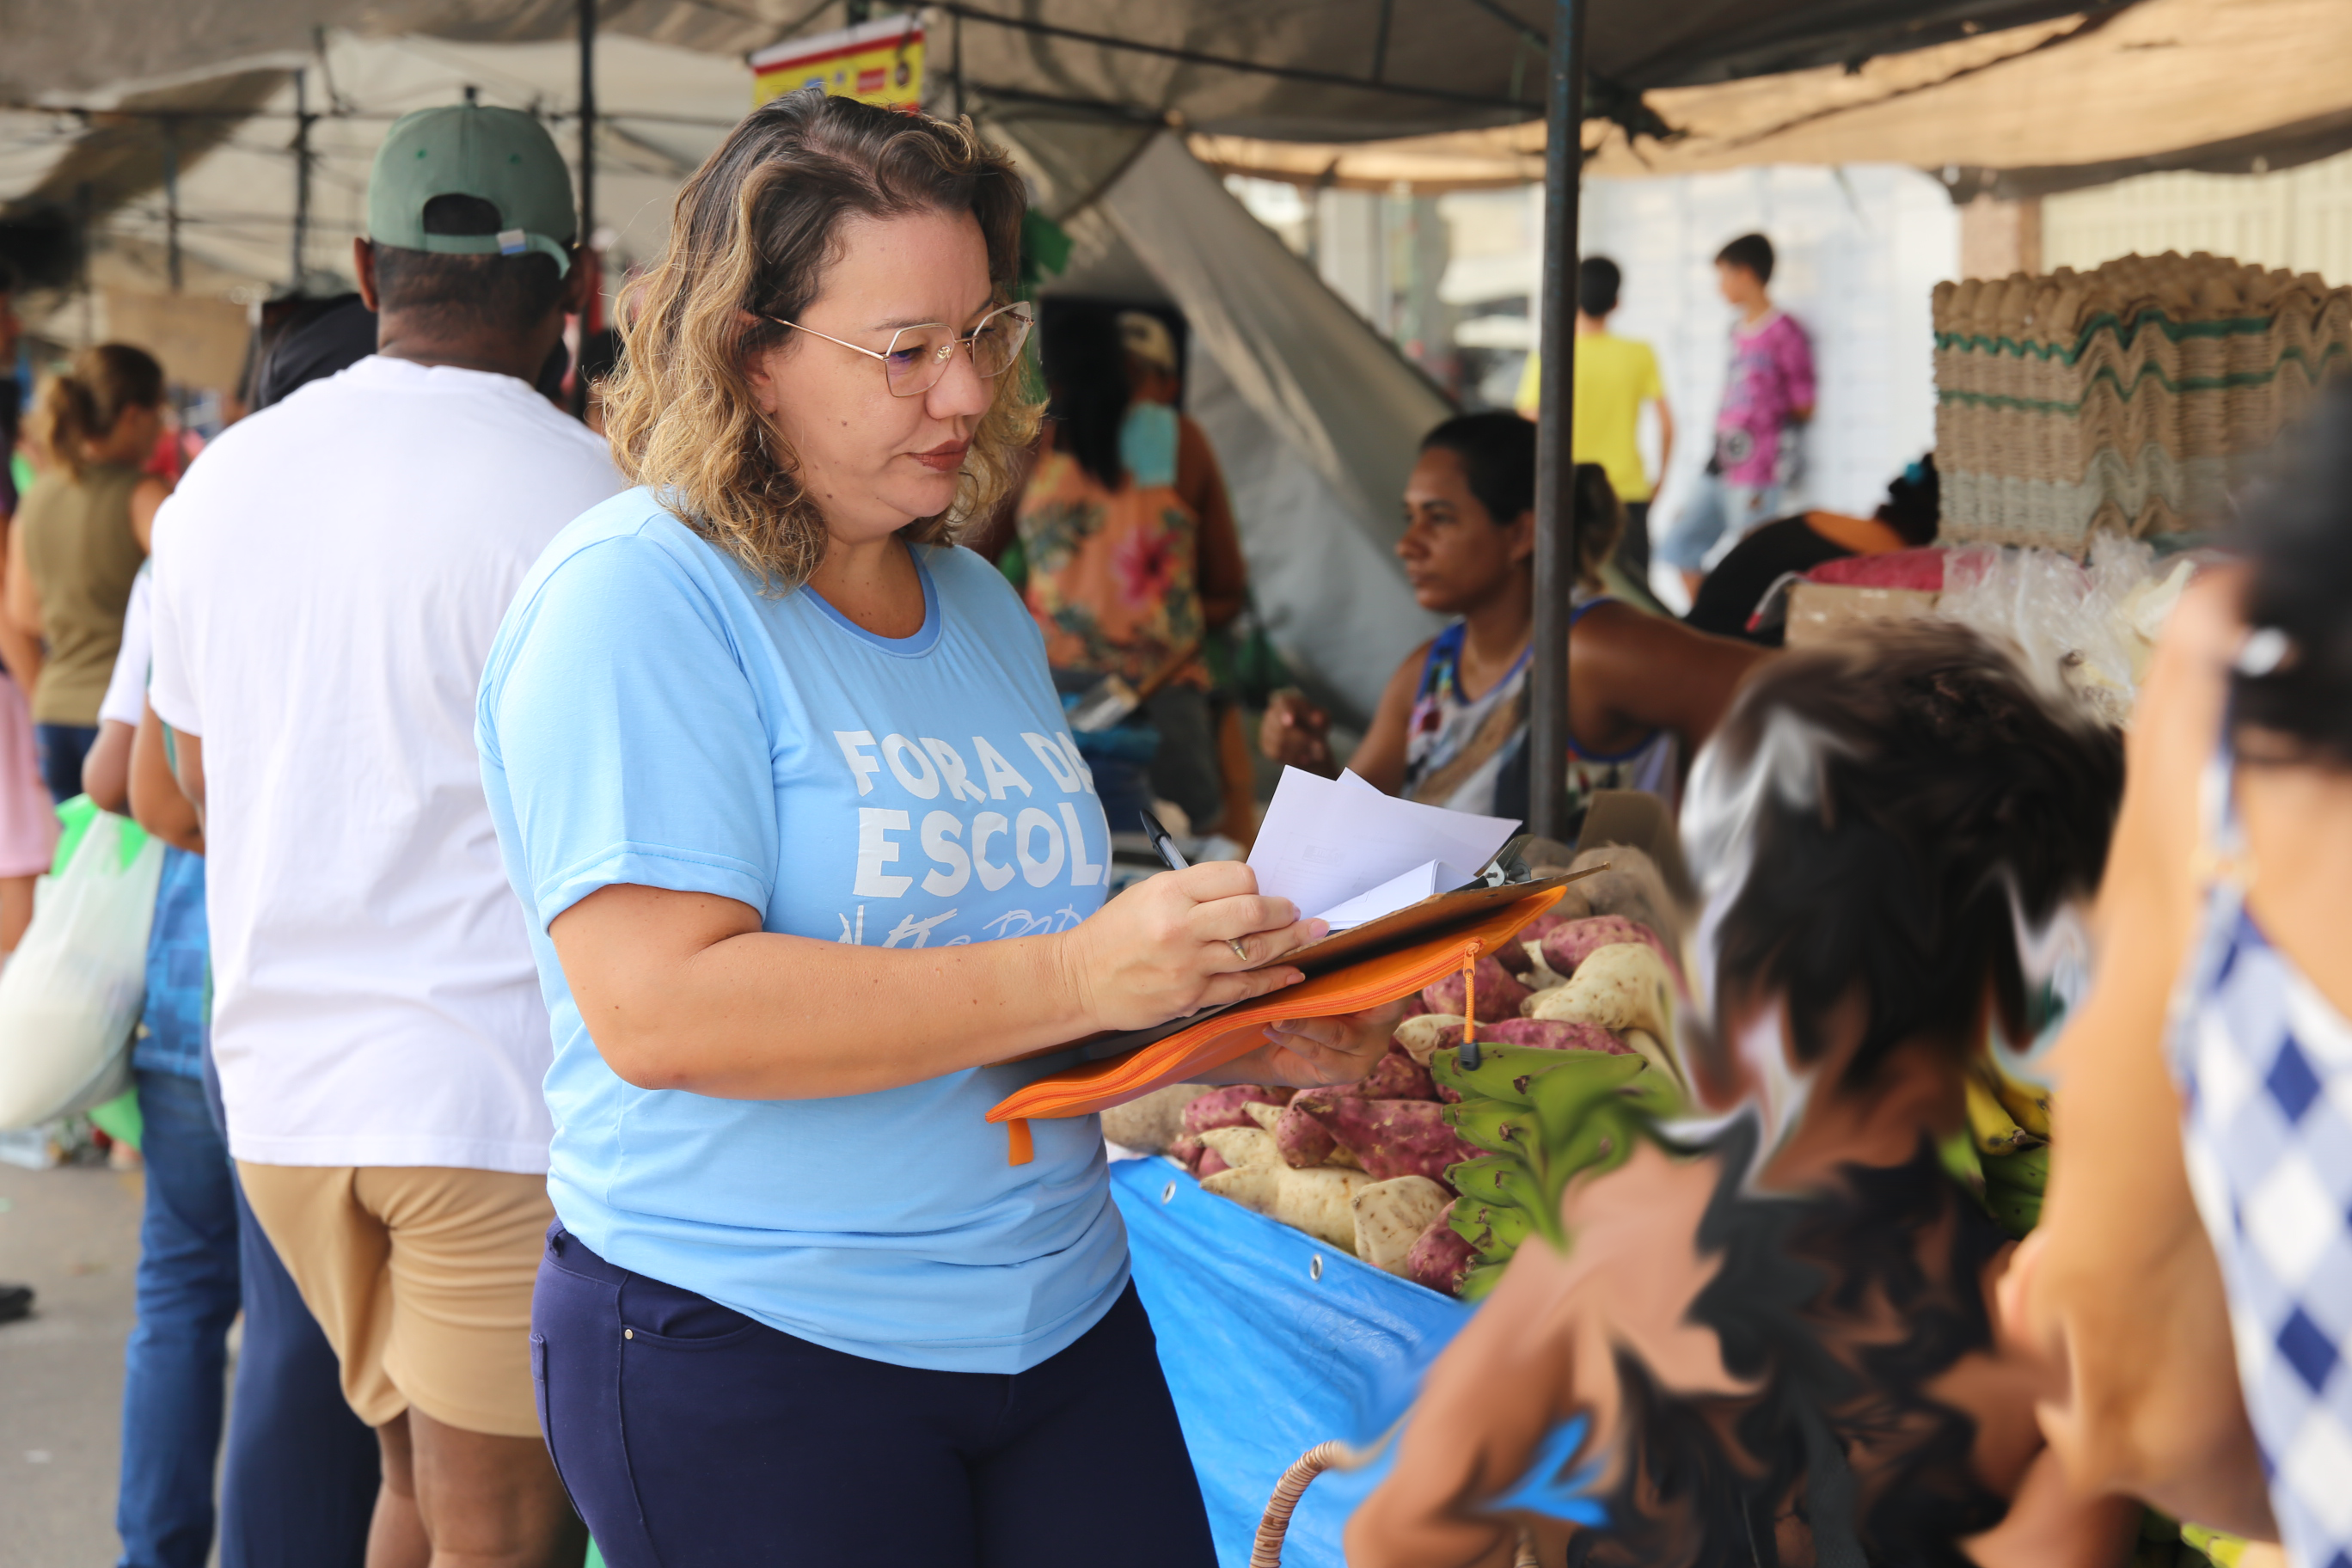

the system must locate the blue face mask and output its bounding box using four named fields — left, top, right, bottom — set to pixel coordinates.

left=1119, top=401, right=1179, bottom=489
